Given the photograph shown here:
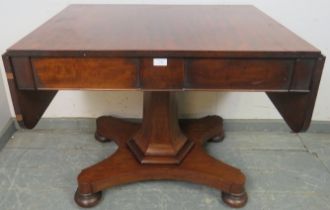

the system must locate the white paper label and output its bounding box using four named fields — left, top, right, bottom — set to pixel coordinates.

left=153, top=58, right=167, bottom=66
